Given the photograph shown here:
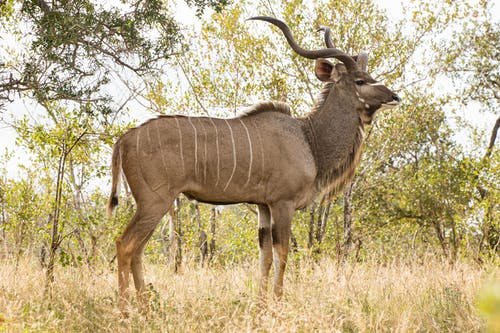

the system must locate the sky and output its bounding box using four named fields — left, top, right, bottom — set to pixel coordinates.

left=0, top=0, right=499, bottom=178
